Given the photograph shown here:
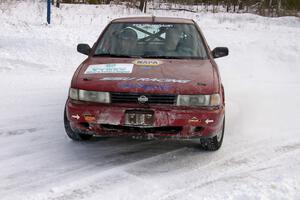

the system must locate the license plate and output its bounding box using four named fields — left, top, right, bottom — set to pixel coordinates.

left=125, top=110, right=154, bottom=126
